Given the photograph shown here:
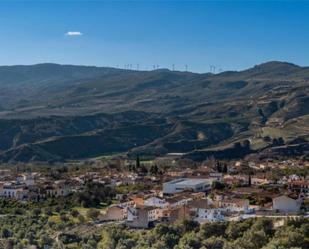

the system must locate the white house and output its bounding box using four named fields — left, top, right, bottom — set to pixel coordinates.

left=2, top=184, right=26, bottom=199
left=272, top=195, right=301, bottom=213
left=45, top=181, right=71, bottom=197
left=251, top=177, right=269, bottom=185
left=209, top=172, right=223, bottom=181
left=144, top=197, right=168, bottom=208
left=289, top=174, right=301, bottom=181
left=166, top=195, right=193, bottom=207
left=102, top=205, right=127, bottom=221
left=195, top=208, right=225, bottom=222
left=219, top=199, right=250, bottom=213
left=126, top=206, right=159, bottom=228
left=17, top=173, right=35, bottom=186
